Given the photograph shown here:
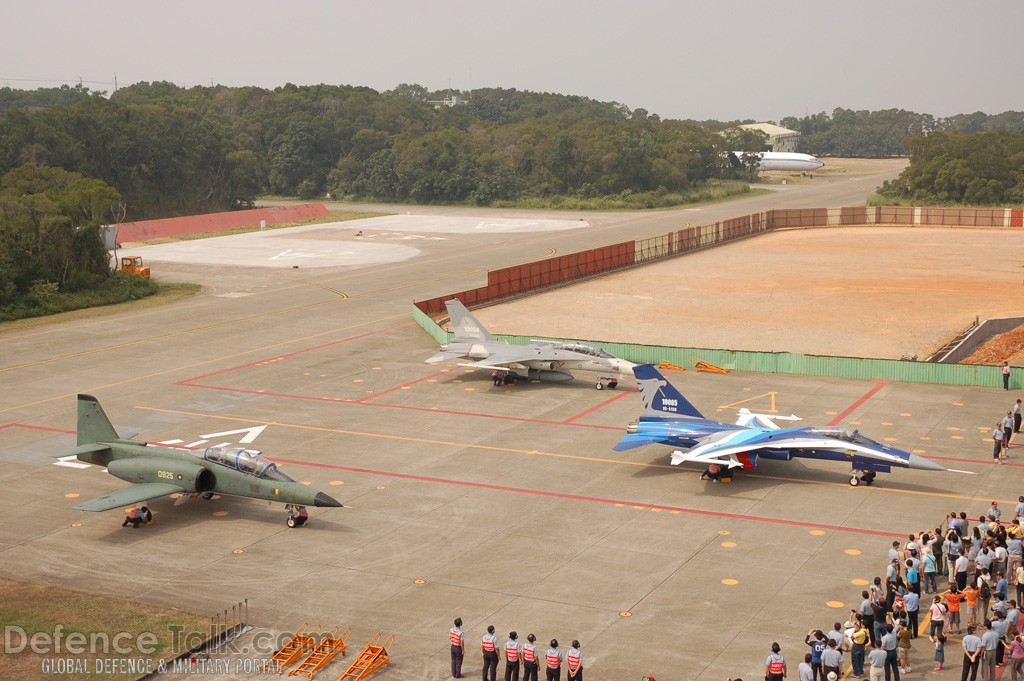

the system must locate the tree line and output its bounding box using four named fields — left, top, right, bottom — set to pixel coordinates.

left=878, top=130, right=1024, bottom=205
left=0, top=82, right=771, bottom=220
left=780, top=108, right=1024, bottom=158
